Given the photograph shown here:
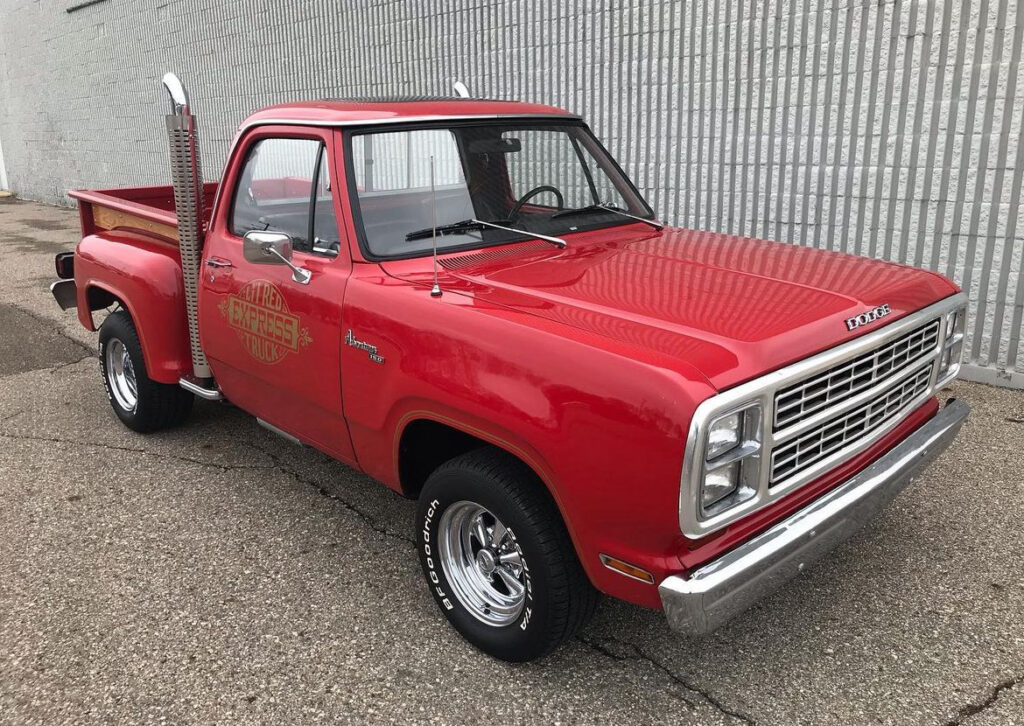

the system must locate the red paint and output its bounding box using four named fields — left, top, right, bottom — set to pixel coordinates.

left=66, top=100, right=961, bottom=611
left=73, top=231, right=192, bottom=383
left=70, top=184, right=218, bottom=232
